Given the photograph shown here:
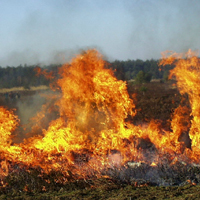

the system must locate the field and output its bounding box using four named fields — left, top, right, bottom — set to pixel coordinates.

left=1, top=177, right=200, bottom=199
left=0, top=49, right=199, bottom=199
left=0, top=81, right=199, bottom=199
left=0, top=85, right=49, bottom=94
